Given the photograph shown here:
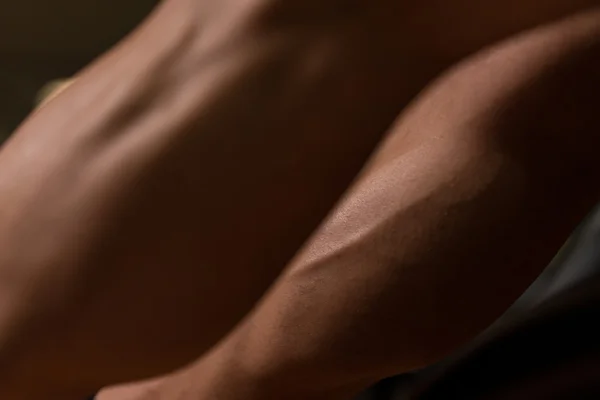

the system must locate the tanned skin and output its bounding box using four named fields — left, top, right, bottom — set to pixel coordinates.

left=0, top=0, right=598, bottom=398
left=98, top=8, right=600, bottom=400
